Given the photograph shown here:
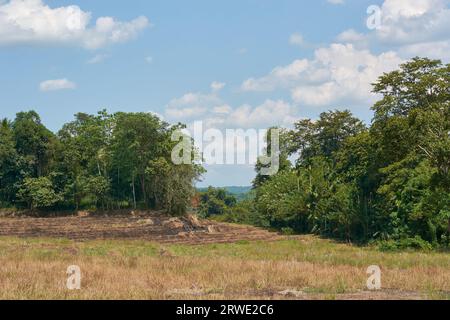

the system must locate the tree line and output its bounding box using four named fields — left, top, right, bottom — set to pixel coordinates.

left=1, top=57, right=449, bottom=248
left=202, top=58, right=450, bottom=248
left=0, top=110, right=203, bottom=215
